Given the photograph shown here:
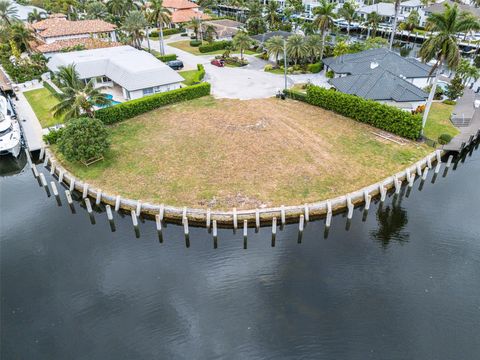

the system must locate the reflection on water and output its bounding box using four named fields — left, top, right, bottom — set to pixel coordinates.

left=371, top=198, right=409, bottom=249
